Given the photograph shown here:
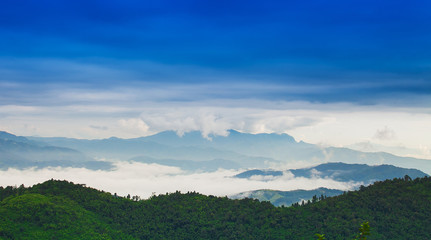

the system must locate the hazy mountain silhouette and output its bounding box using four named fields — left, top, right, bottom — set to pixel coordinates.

left=235, top=162, right=429, bottom=183
left=17, top=130, right=431, bottom=174
left=232, top=162, right=428, bottom=206
left=230, top=187, right=344, bottom=207
left=0, top=131, right=112, bottom=170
